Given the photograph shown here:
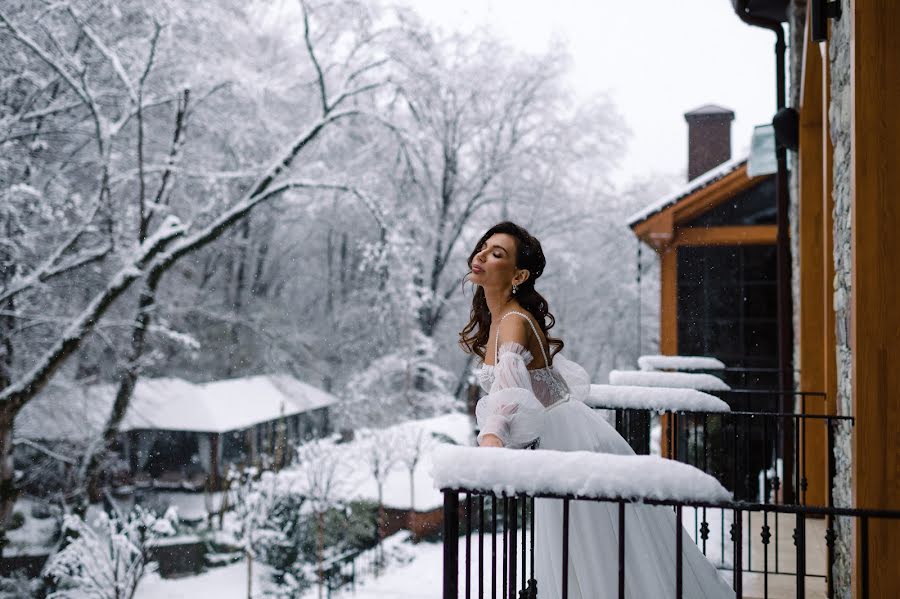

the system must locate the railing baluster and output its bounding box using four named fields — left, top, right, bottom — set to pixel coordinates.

left=618, top=501, right=626, bottom=599
left=794, top=412, right=801, bottom=508
left=562, top=498, right=570, bottom=599
left=733, top=507, right=743, bottom=599
left=508, top=496, right=517, bottom=599
left=520, top=495, right=526, bottom=594
left=731, top=413, right=738, bottom=501
left=444, top=491, right=459, bottom=599
left=676, top=504, right=683, bottom=599
left=773, top=414, right=781, bottom=575
left=795, top=511, right=806, bottom=598
left=466, top=493, right=472, bottom=599
left=479, top=496, right=484, bottom=599
left=502, top=497, right=508, bottom=599
left=530, top=497, right=535, bottom=590
left=746, top=417, right=753, bottom=573
left=492, top=495, right=497, bottom=599
left=801, top=395, right=807, bottom=505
